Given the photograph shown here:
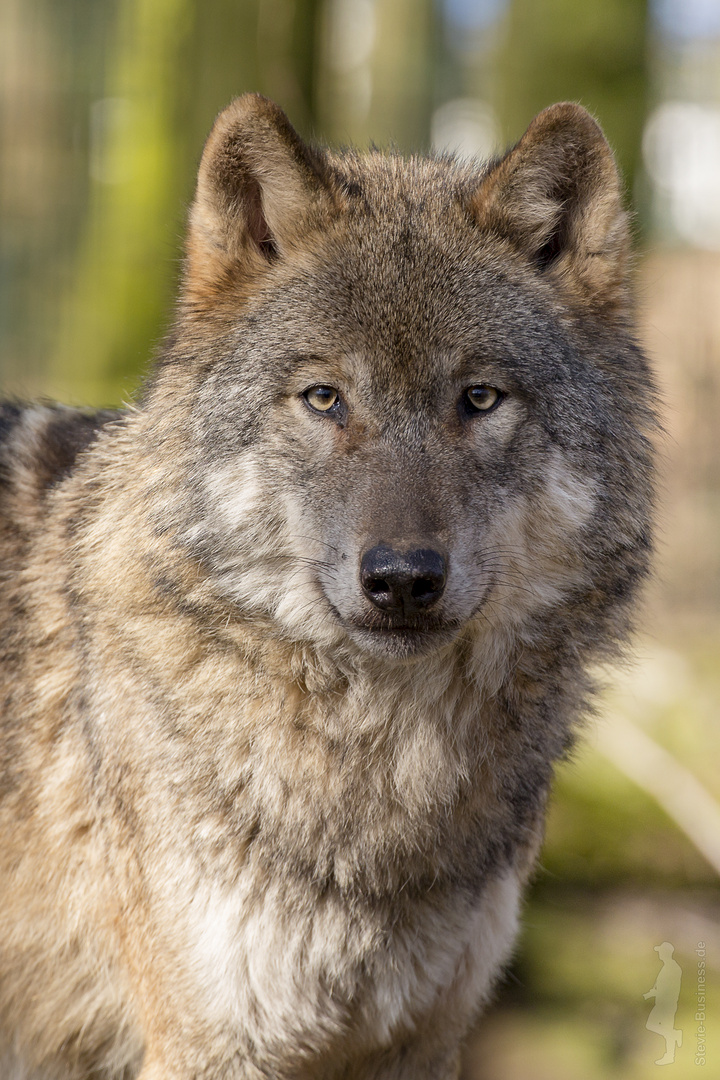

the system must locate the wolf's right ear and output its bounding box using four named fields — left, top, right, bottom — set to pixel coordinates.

left=185, top=95, right=340, bottom=307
